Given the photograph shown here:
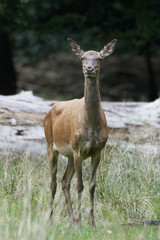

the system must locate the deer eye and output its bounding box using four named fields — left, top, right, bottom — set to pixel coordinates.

left=94, top=59, right=101, bottom=64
